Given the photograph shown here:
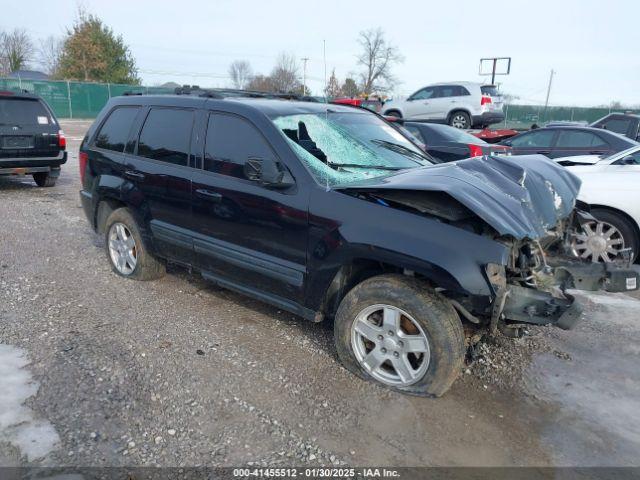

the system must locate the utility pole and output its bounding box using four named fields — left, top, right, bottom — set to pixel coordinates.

left=301, top=57, right=309, bottom=96
left=543, top=69, right=555, bottom=120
